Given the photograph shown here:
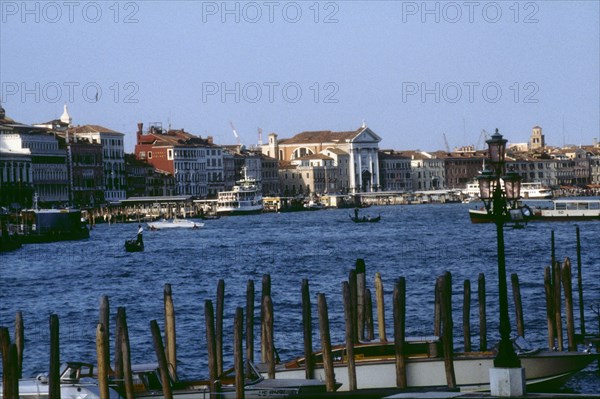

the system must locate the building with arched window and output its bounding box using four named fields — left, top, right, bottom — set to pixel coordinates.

left=262, top=124, right=381, bottom=194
